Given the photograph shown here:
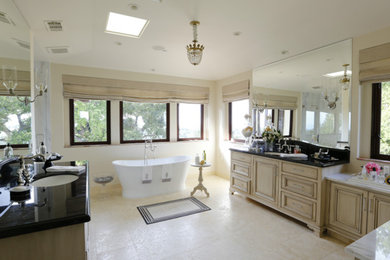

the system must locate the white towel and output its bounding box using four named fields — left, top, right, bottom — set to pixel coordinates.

left=161, top=164, right=172, bottom=182
left=46, top=166, right=85, bottom=173
left=142, top=166, right=152, bottom=183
